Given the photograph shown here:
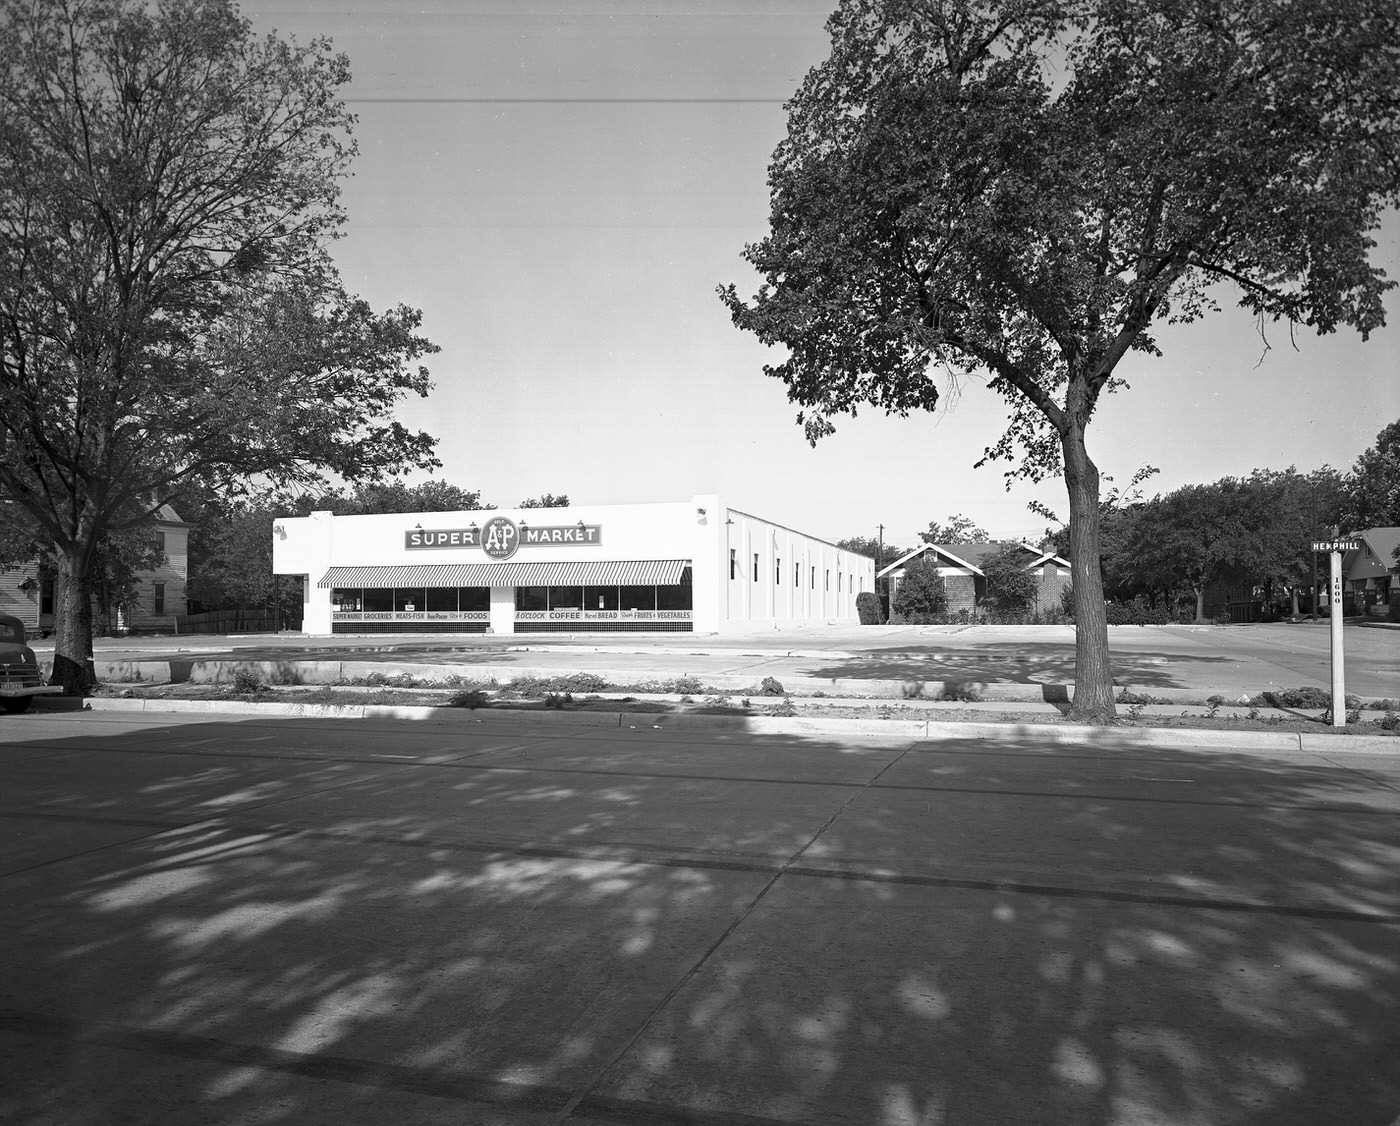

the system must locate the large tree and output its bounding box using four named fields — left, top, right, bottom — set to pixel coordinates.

left=0, top=0, right=439, bottom=690
left=720, top=0, right=1400, bottom=720
left=1341, top=420, right=1400, bottom=530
